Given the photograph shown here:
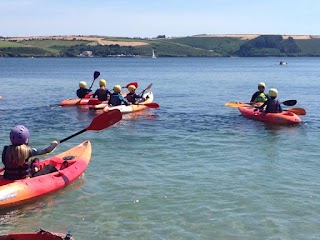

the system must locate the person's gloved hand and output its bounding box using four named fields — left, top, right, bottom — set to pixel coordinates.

left=50, top=140, right=59, bottom=148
